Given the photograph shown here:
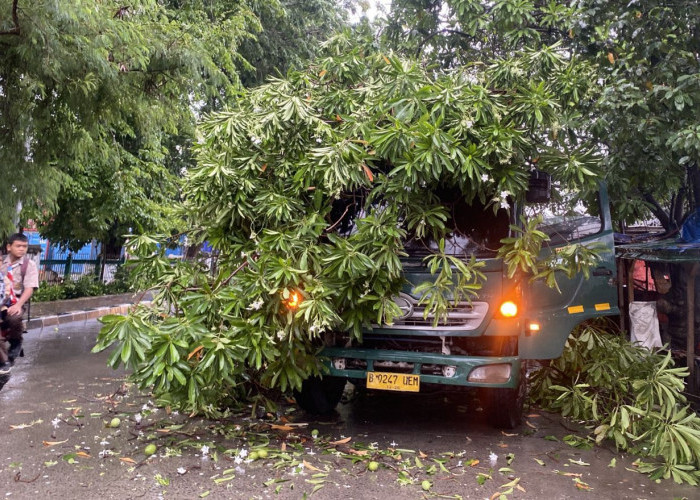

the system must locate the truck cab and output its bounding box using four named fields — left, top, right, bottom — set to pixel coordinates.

left=295, top=177, right=618, bottom=428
